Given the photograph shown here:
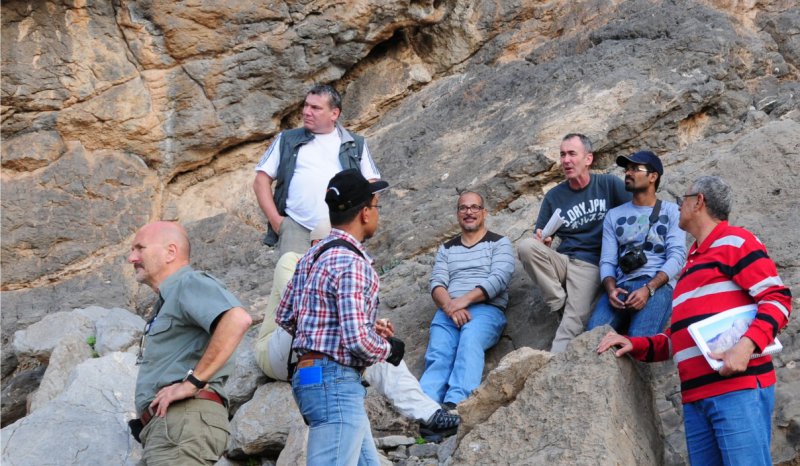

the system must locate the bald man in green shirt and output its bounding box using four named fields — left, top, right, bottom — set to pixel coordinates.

left=129, top=221, right=252, bottom=465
